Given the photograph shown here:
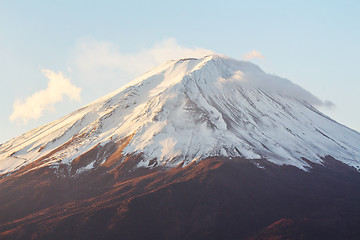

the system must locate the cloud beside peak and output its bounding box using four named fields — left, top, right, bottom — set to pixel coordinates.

left=243, top=50, right=265, bottom=60
left=10, top=38, right=212, bottom=125
left=74, top=38, right=214, bottom=86
left=10, top=70, right=81, bottom=125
